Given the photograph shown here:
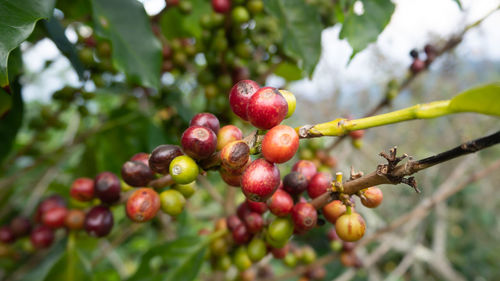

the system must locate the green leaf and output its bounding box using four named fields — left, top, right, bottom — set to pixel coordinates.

left=339, top=0, right=395, bottom=60
left=159, top=0, right=211, bottom=40
left=265, top=0, right=323, bottom=76
left=91, top=0, right=162, bottom=90
left=452, top=0, right=463, bottom=10
left=0, top=0, right=55, bottom=86
left=0, top=80, right=23, bottom=163
left=43, top=248, right=93, bottom=281
left=128, top=236, right=208, bottom=281
left=274, top=62, right=304, bottom=81
left=19, top=240, right=66, bottom=281
left=449, top=83, right=500, bottom=117
left=0, top=88, right=12, bottom=117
